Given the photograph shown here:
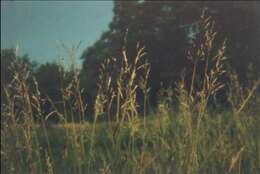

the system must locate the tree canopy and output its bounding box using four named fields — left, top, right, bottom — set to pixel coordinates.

left=81, top=1, right=260, bottom=108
